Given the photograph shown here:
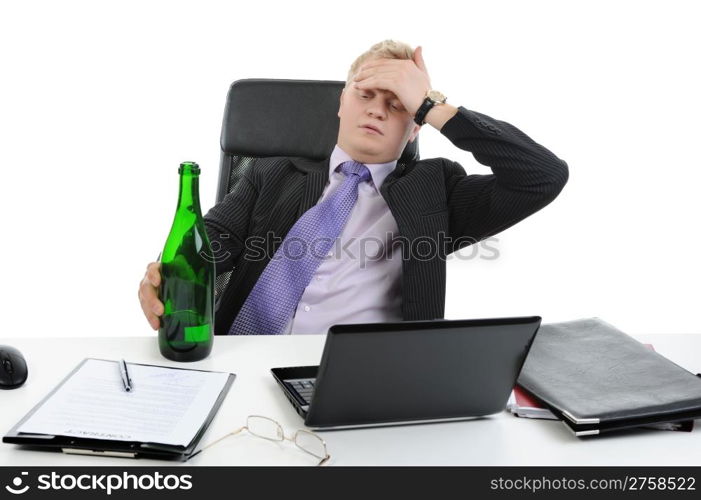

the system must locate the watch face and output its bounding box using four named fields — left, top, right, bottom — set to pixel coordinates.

left=427, top=90, right=447, bottom=103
